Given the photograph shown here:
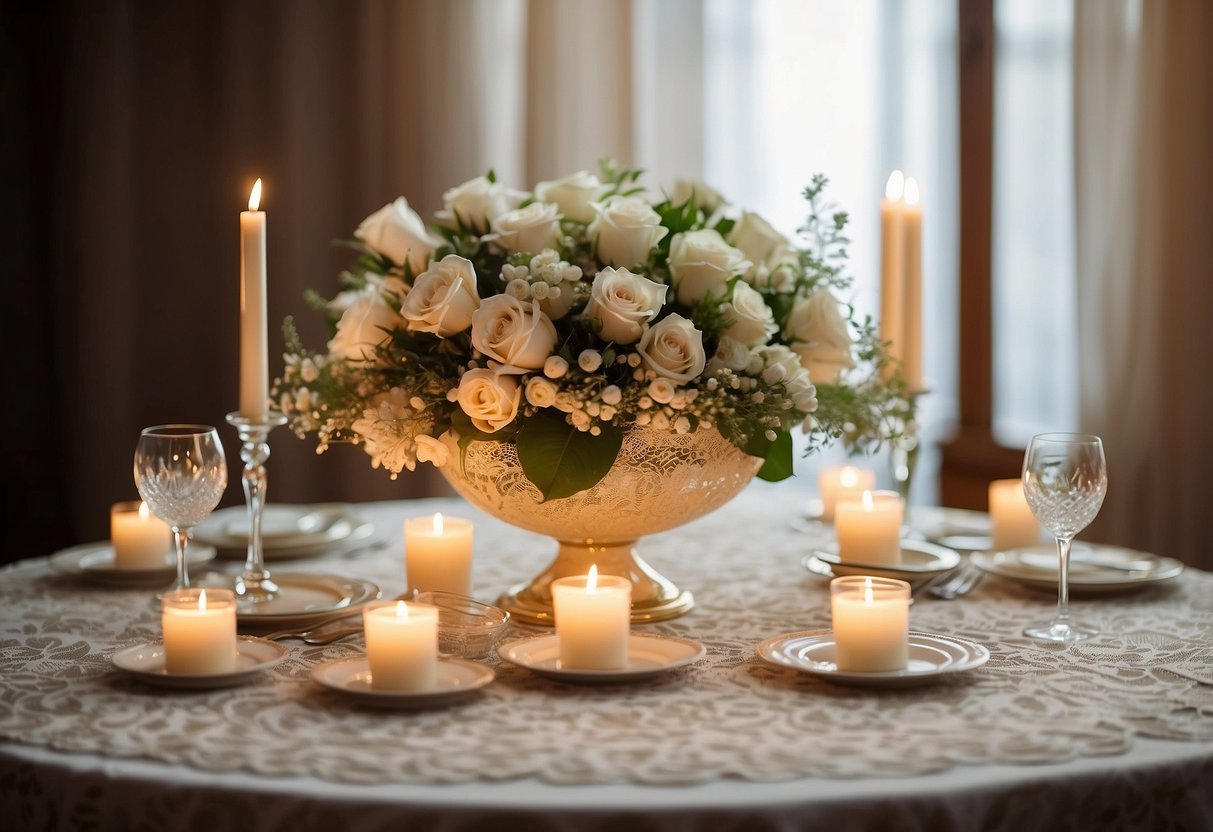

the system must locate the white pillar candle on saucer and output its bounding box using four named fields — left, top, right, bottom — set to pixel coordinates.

left=818, top=465, right=877, bottom=522
left=988, top=479, right=1041, bottom=551
left=551, top=566, right=631, bottom=670
left=363, top=600, right=439, bottom=691
left=110, top=500, right=172, bottom=569
left=405, top=513, right=473, bottom=595
left=161, top=588, right=237, bottom=675
left=830, top=576, right=910, bottom=672
left=835, top=490, right=903, bottom=564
